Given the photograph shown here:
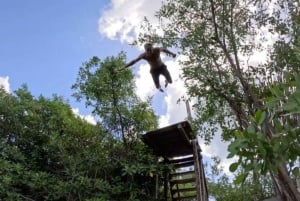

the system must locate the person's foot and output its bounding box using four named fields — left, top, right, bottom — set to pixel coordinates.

left=165, top=80, right=168, bottom=88
left=159, top=88, right=164, bottom=92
